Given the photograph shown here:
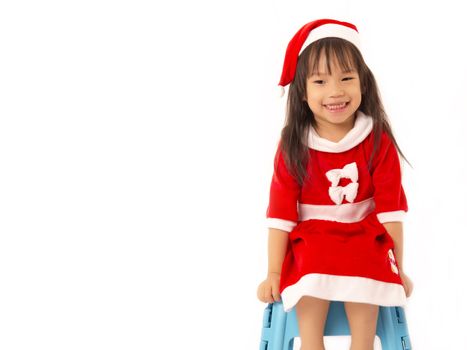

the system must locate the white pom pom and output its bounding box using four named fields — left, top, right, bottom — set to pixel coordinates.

left=278, top=86, right=285, bottom=98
